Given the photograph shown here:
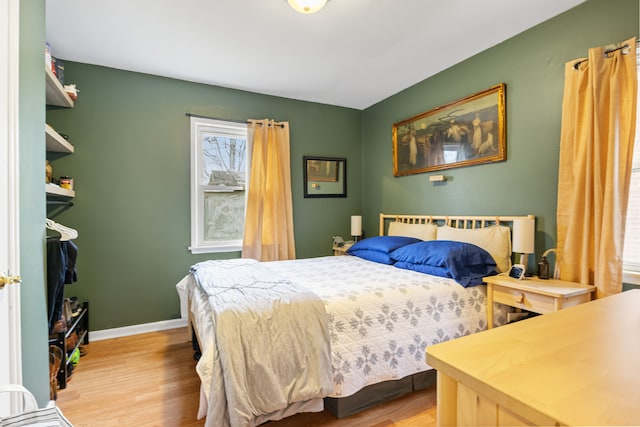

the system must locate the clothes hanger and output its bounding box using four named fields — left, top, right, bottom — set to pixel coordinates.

left=45, top=218, right=78, bottom=241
